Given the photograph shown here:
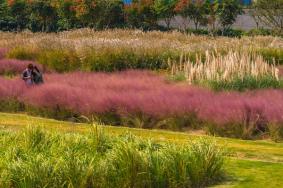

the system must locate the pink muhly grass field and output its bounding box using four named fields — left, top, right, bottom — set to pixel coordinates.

left=0, top=77, right=26, bottom=99
left=0, top=48, right=8, bottom=59
left=0, top=59, right=42, bottom=75
left=1, top=70, right=283, bottom=126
